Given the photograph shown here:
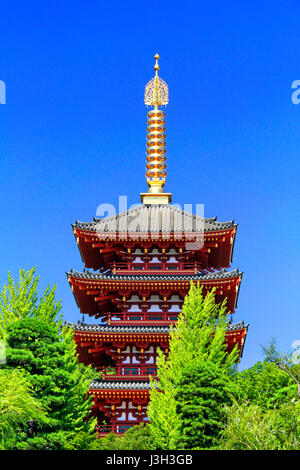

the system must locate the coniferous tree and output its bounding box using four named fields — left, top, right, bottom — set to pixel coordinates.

left=174, top=360, right=234, bottom=449
left=0, top=268, right=62, bottom=340
left=148, top=283, right=238, bottom=449
left=0, top=268, right=97, bottom=450
left=261, top=337, right=281, bottom=363
left=6, top=316, right=95, bottom=449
